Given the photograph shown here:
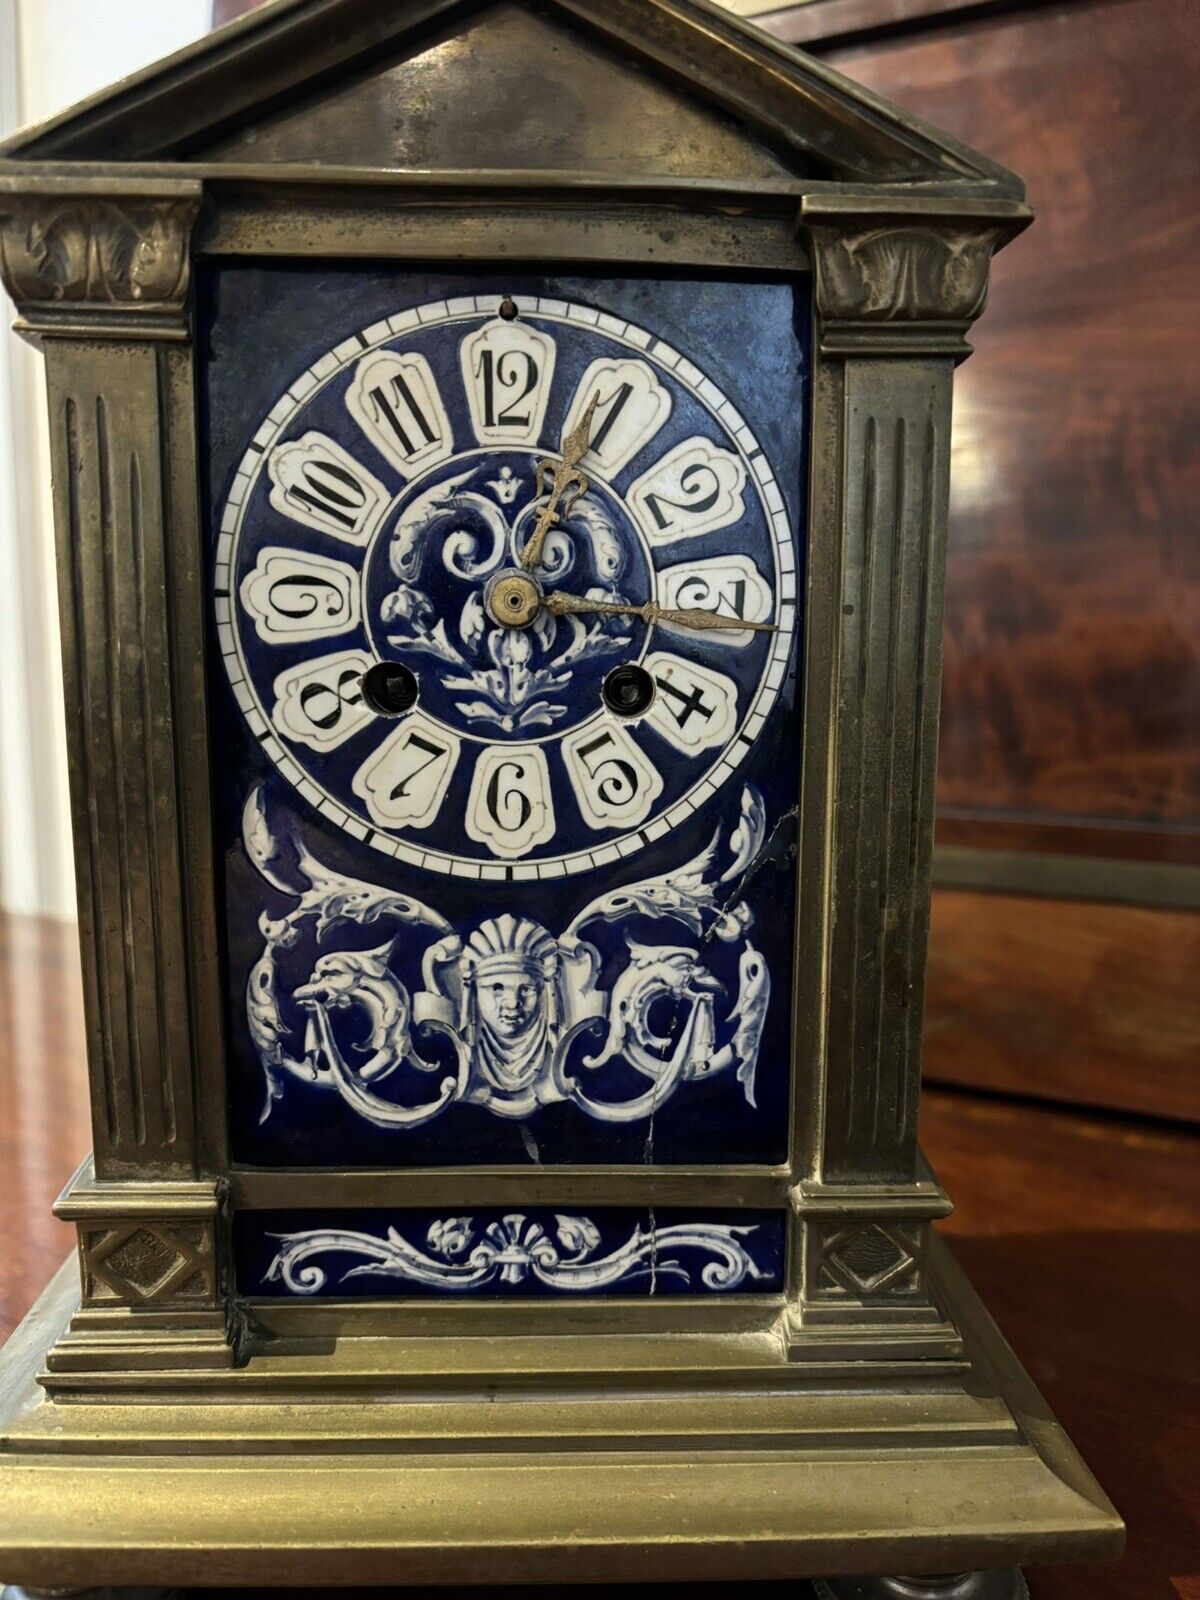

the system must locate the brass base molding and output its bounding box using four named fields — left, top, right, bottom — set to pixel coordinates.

left=786, top=1168, right=962, bottom=1362
left=0, top=1240, right=1119, bottom=1590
